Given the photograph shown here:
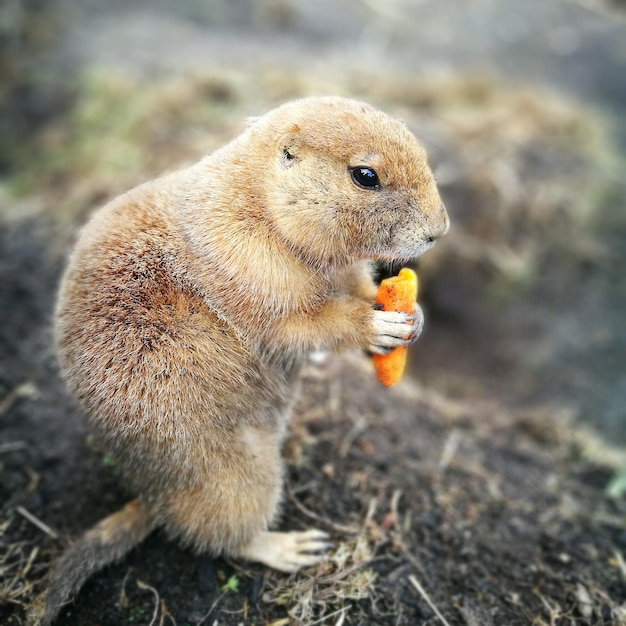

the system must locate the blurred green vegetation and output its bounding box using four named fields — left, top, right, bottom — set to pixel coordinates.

left=0, top=0, right=72, bottom=174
